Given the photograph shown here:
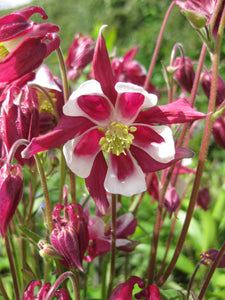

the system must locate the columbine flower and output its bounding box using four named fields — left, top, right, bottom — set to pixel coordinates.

left=22, top=27, right=205, bottom=213
left=50, top=203, right=89, bottom=271
left=66, top=33, right=95, bottom=81
left=0, top=82, right=39, bottom=166
left=0, top=163, right=23, bottom=237
left=196, top=187, right=210, bottom=210
left=0, top=6, right=60, bottom=86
